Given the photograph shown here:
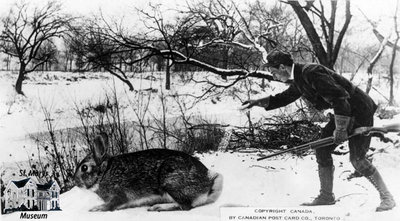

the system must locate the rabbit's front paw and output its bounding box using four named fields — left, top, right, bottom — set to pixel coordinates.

left=148, top=203, right=182, bottom=212
left=89, top=204, right=111, bottom=212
